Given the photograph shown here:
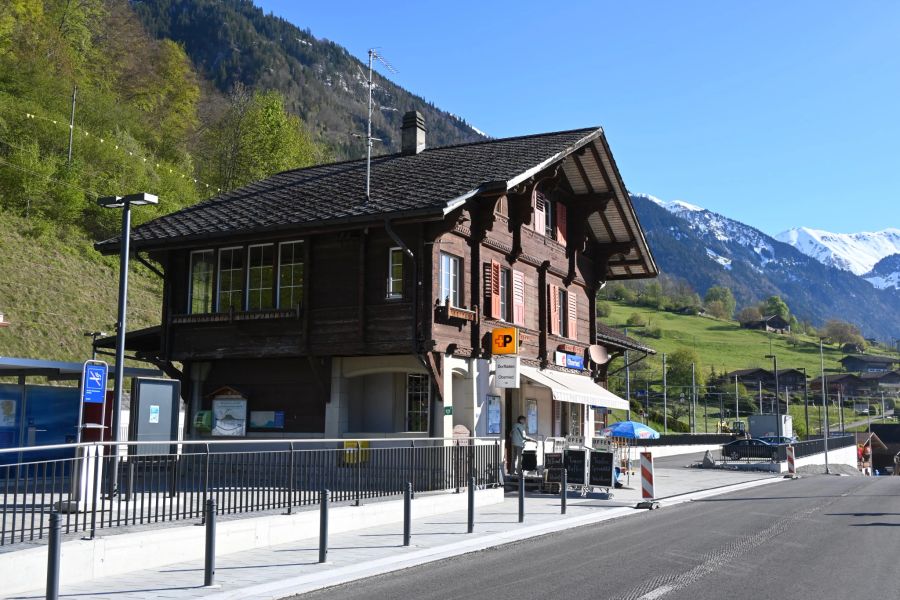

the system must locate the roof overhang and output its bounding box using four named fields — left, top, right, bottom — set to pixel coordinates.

left=0, top=356, right=162, bottom=381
